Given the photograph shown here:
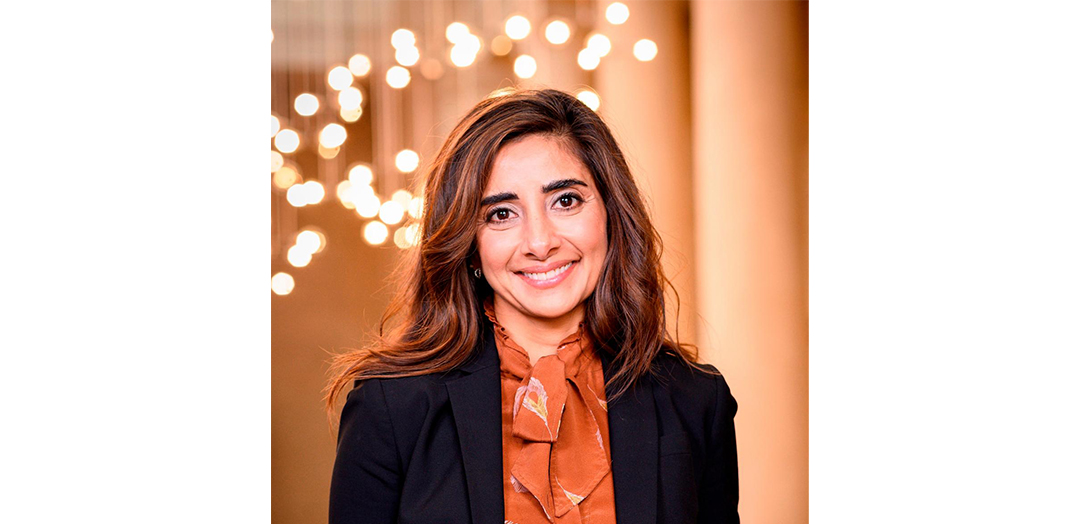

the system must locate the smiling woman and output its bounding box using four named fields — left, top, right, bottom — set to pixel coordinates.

left=325, top=89, right=739, bottom=524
